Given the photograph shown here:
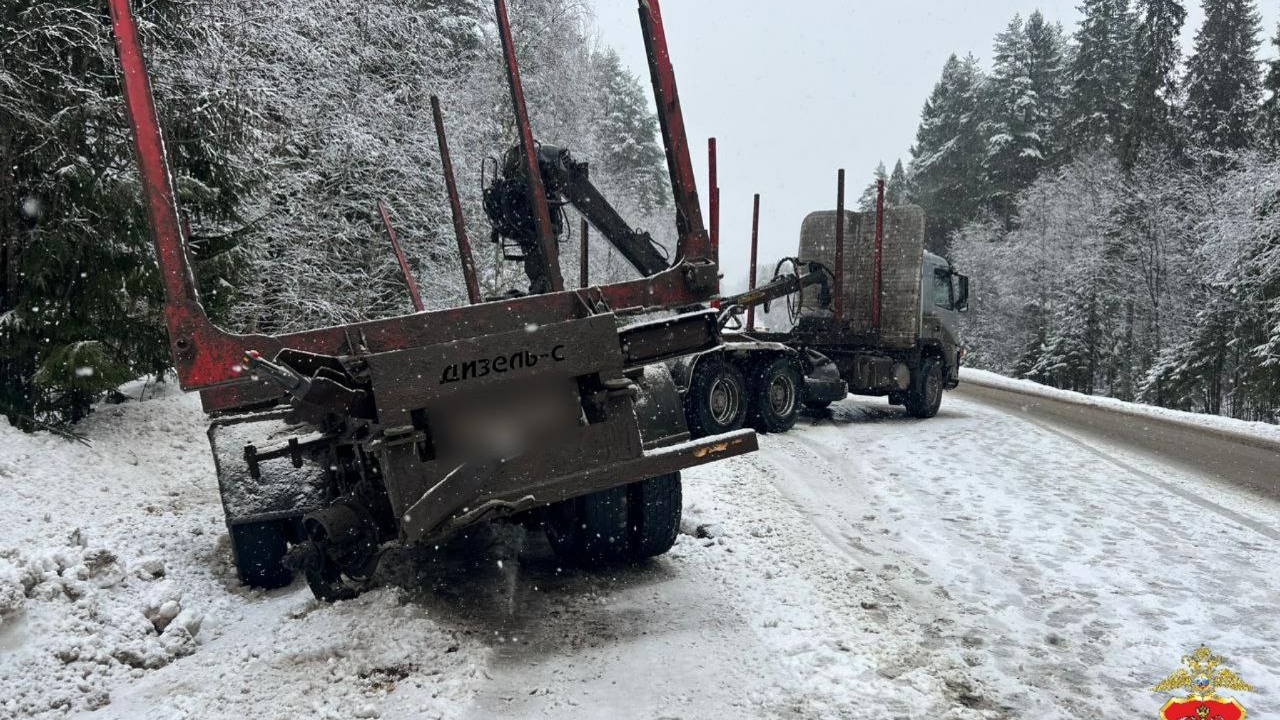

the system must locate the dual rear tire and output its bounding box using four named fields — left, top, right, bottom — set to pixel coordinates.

left=544, top=473, right=682, bottom=566
left=683, top=355, right=802, bottom=437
